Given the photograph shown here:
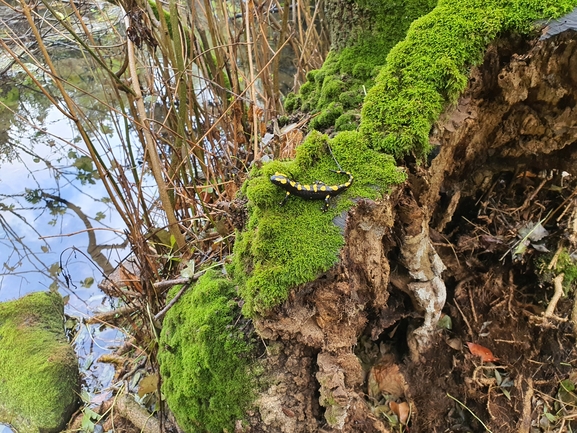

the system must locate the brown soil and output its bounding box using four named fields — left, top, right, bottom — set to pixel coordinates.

left=249, top=31, right=577, bottom=432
